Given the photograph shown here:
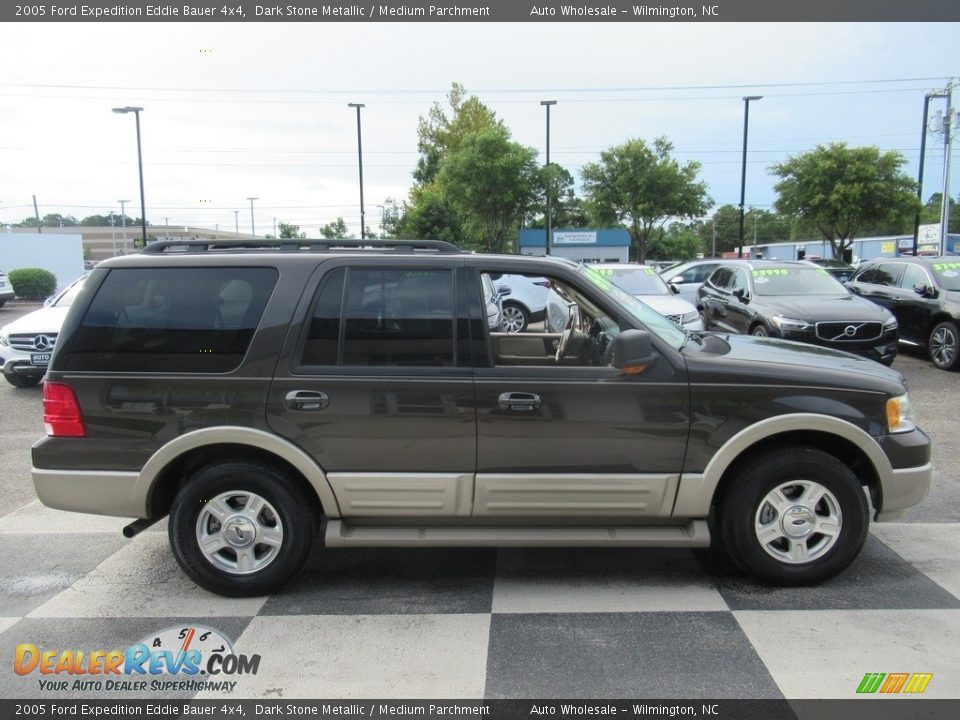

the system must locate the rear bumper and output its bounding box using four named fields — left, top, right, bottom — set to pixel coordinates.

left=32, top=467, right=143, bottom=518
